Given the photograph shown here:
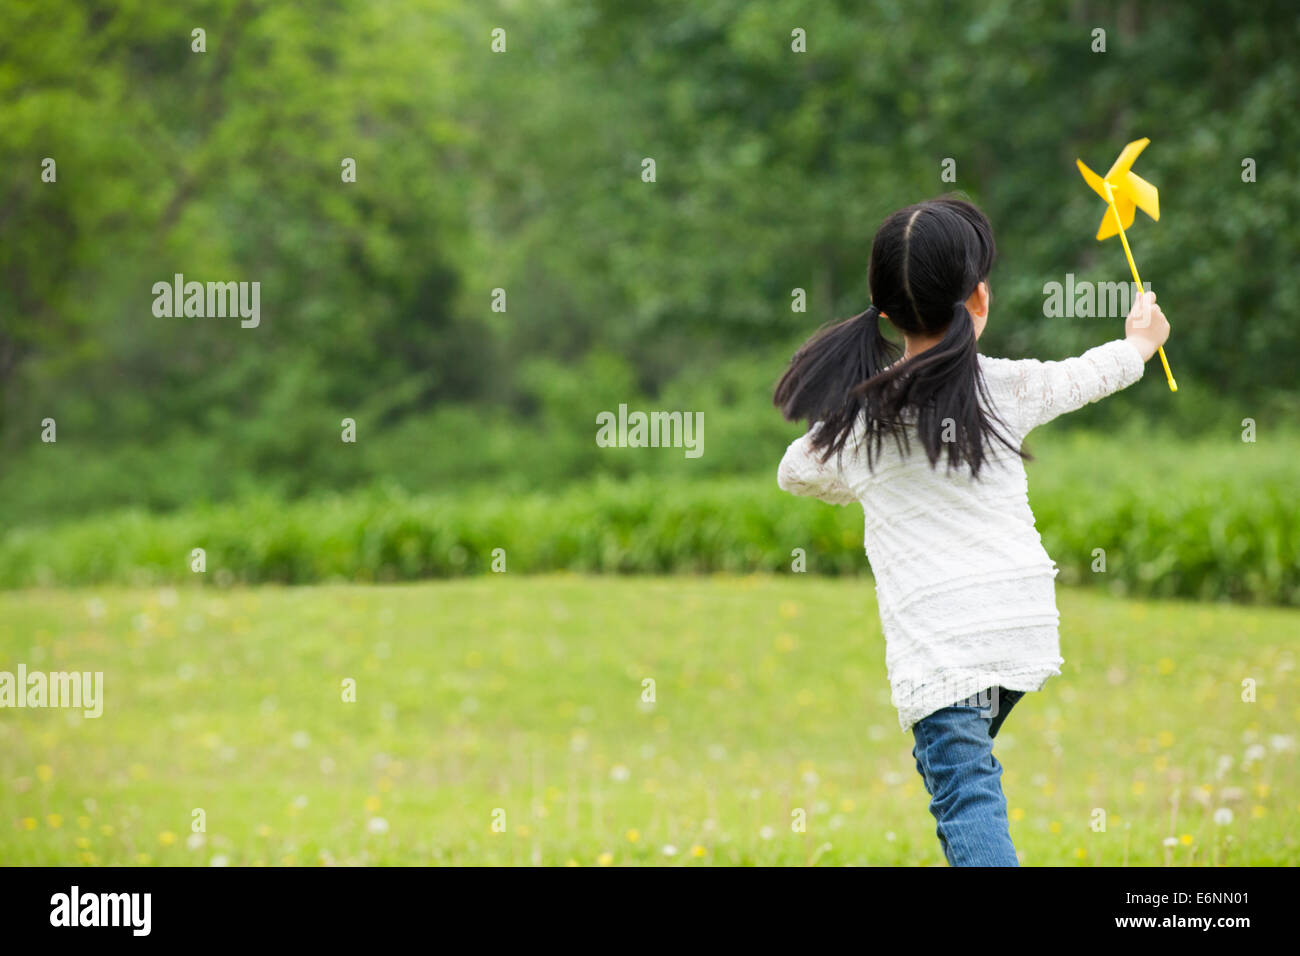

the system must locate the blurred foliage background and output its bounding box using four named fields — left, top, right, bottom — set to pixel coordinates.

left=1, top=0, right=1297, bottom=598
